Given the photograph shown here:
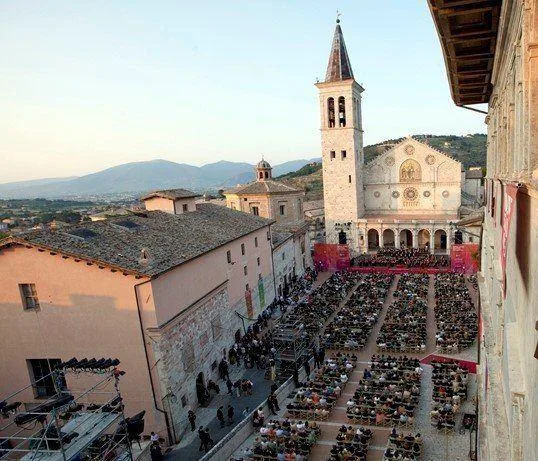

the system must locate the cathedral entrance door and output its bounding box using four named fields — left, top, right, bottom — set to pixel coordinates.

left=399, top=229, right=413, bottom=249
